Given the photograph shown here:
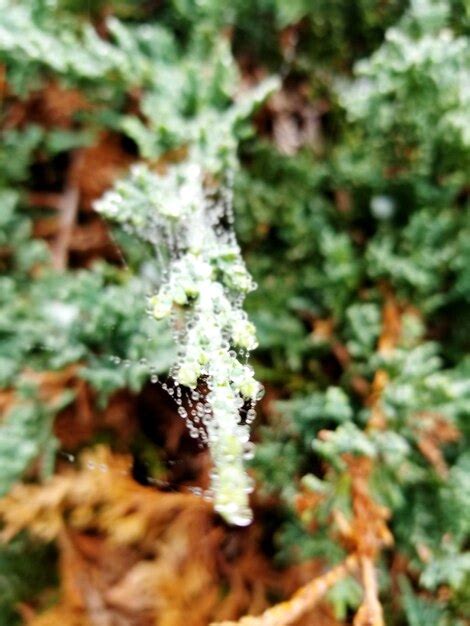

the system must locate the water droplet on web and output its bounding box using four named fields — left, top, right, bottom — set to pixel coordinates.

left=99, top=169, right=262, bottom=527
left=60, top=451, right=75, bottom=463
left=246, top=408, right=257, bottom=423
left=203, top=490, right=213, bottom=502
left=243, top=442, right=255, bottom=460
